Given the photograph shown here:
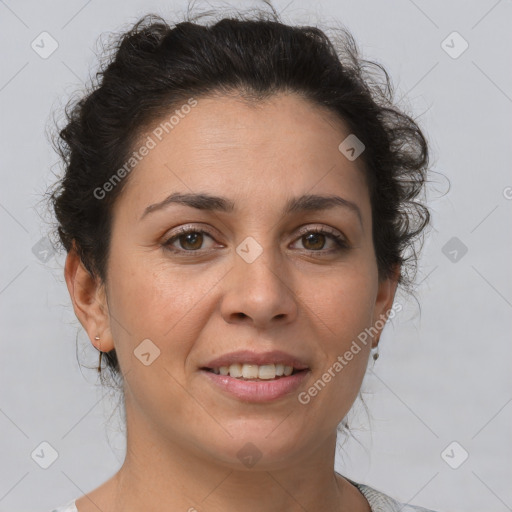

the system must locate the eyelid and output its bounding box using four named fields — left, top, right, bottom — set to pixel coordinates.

left=294, top=223, right=345, bottom=239
left=164, top=222, right=345, bottom=240
left=163, top=223, right=221, bottom=241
